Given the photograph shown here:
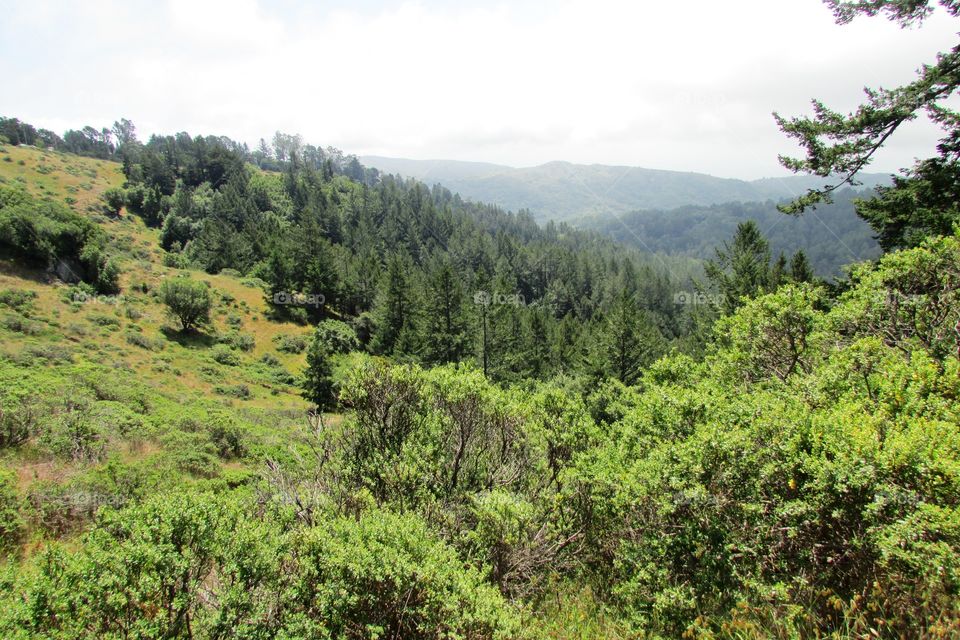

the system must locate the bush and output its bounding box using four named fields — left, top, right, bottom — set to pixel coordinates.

left=210, top=344, right=241, bottom=366
left=313, top=319, right=359, bottom=355
left=215, top=384, right=251, bottom=400
left=41, top=402, right=106, bottom=462
left=87, top=313, right=120, bottom=328
left=158, top=278, right=211, bottom=332
left=163, top=431, right=220, bottom=477
left=0, top=393, right=39, bottom=449
left=0, top=184, right=117, bottom=292
left=274, top=333, right=307, bottom=354
left=3, top=493, right=280, bottom=637
left=217, top=331, right=254, bottom=352
left=124, top=331, right=164, bottom=351
left=285, top=510, right=520, bottom=639
left=0, top=471, right=23, bottom=554
left=0, top=289, right=37, bottom=314
left=1, top=313, right=43, bottom=335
